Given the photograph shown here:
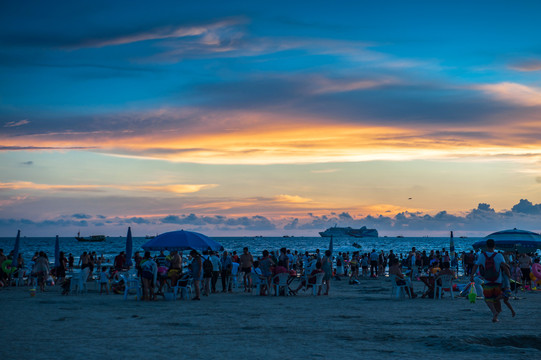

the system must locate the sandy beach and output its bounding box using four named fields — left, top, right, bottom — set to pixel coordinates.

left=1, top=277, right=540, bottom=360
